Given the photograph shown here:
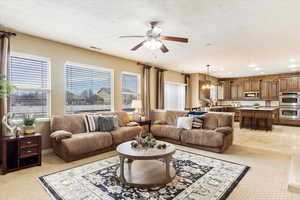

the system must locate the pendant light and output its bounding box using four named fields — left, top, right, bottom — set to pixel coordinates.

left=202, top=64, right=211, bottom=90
